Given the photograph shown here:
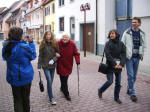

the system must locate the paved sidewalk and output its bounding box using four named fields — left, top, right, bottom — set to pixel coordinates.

left=0, top=51, right=150, bottom=112
left=0, top=41, right=150, bottom=112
